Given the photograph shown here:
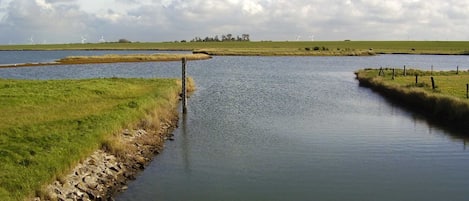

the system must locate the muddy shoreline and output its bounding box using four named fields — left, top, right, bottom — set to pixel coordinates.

left=33, top=116, right=179, bottom=201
